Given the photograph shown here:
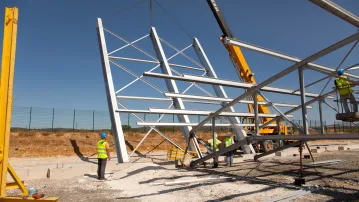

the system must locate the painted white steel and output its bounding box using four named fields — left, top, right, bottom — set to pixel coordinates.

left=97, top=18, right=129, bottom=163
left=148, top=108, right=293, bottom=118
left=136, top=122, right=278, bottom=127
